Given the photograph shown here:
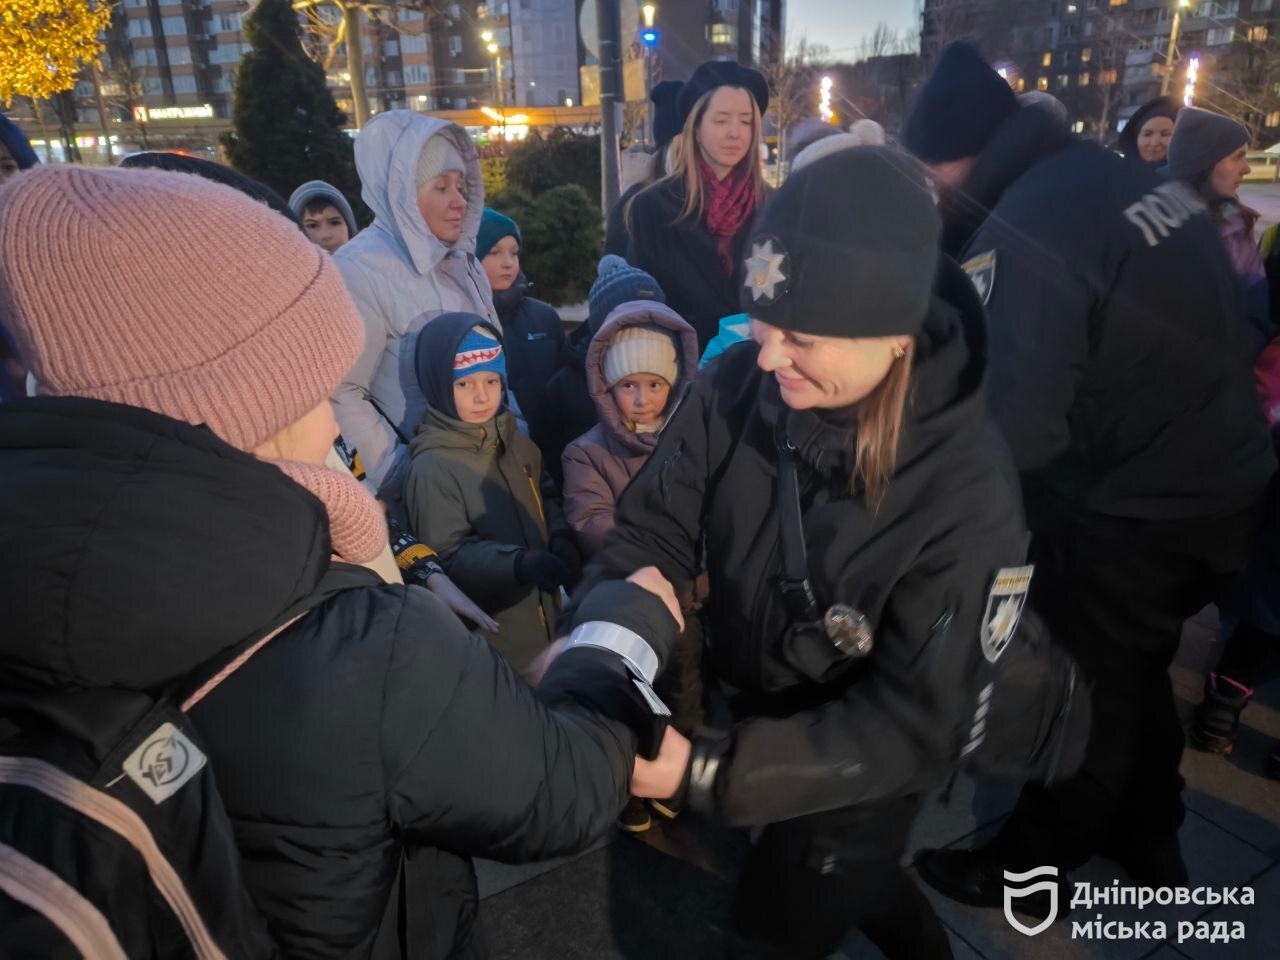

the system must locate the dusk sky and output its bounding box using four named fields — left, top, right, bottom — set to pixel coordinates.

left=789, top=0, right=920, bottom=60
